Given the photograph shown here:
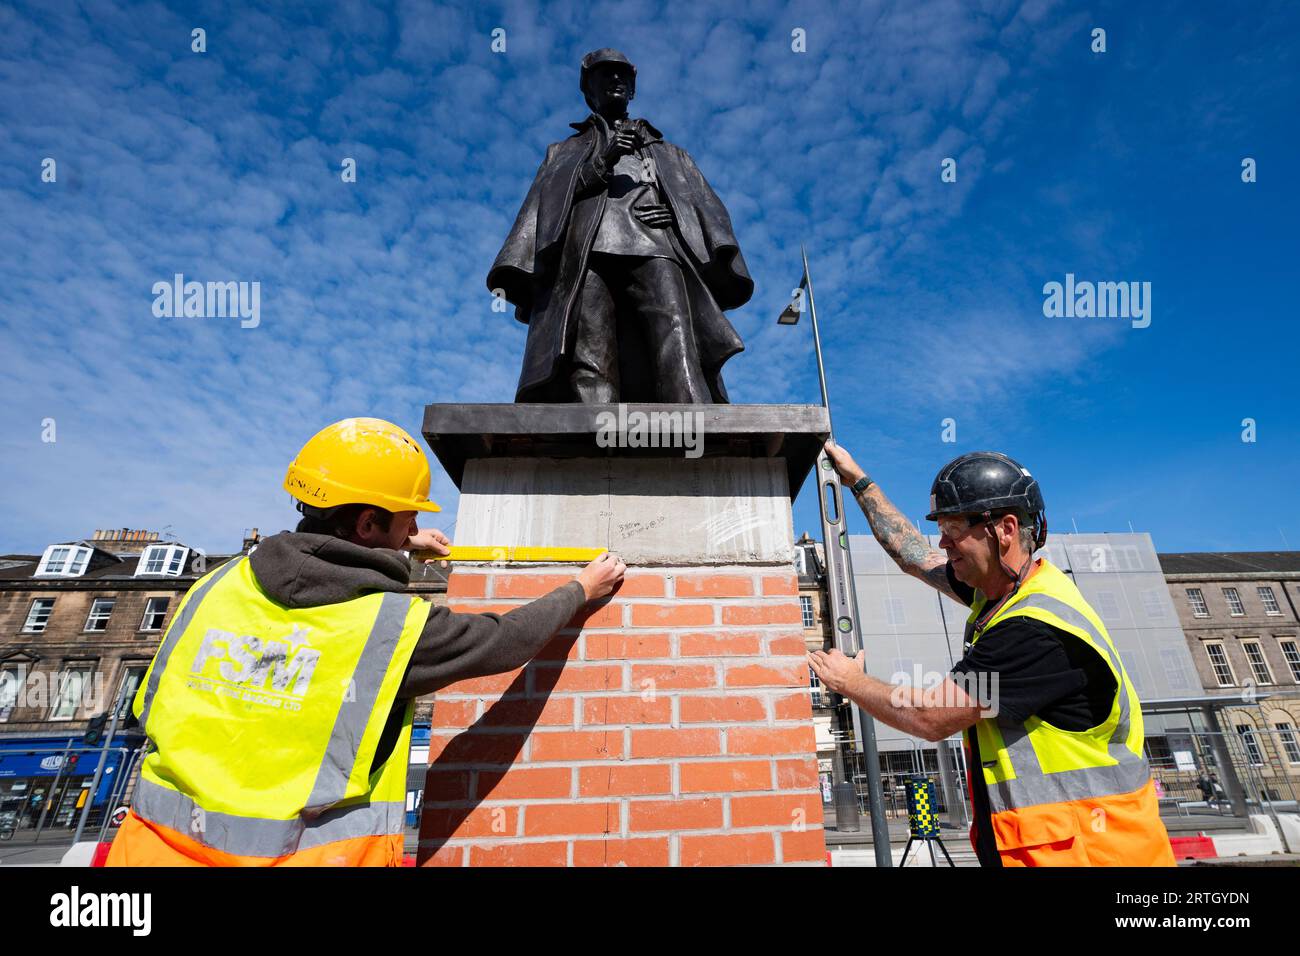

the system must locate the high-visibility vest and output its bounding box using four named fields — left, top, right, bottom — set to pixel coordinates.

left=105, top=555, right=430, bottom=867
left=962, top=559, right=1176, bottom=867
